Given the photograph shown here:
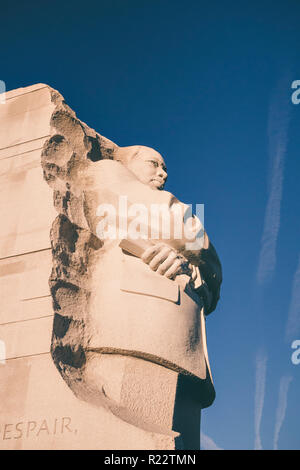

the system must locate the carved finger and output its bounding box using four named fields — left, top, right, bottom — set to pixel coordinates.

left=156, top=251, right=178, bottom=275
left=141, top=243, right=165, bottom=264
left=191, top=265, right=197, bottom=282
left=148, top=246, right=173, bottom=271
left=164, top=258, right=183, bottom=279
